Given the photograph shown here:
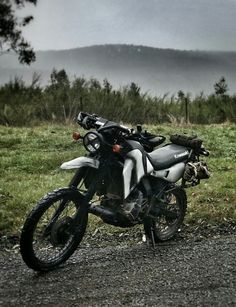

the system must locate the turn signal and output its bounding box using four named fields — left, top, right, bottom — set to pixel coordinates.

left=72, top=132, right=81, bottom=140
left=112, top=144, right=122, bottom=153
